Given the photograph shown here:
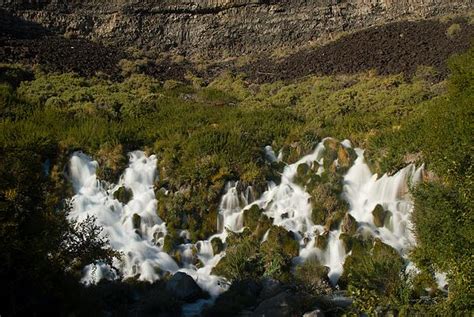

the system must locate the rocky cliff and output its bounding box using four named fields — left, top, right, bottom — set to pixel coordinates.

left=1, top=0, right=472, bottom=57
